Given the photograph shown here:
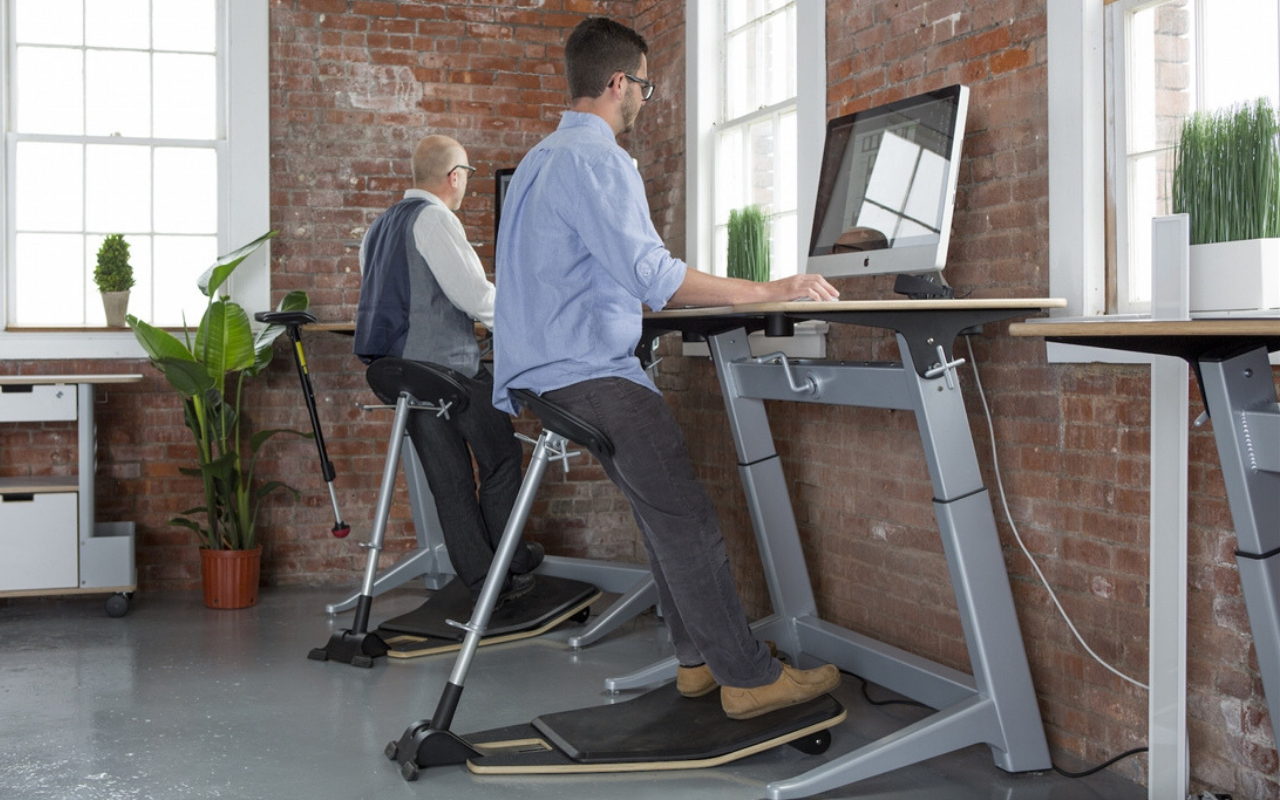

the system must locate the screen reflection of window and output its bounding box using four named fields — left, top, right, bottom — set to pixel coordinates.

left=855, top=130, right=945, bottom=246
